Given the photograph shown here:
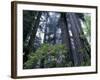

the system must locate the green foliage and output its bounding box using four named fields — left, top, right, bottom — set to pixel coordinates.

left=24, top=44, right=69, bottom=69
left=78, top=47, right=91, bottom=66
left=83, top=14, right=91, bottom=43
left=80, top=54, right=91, bottom=66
